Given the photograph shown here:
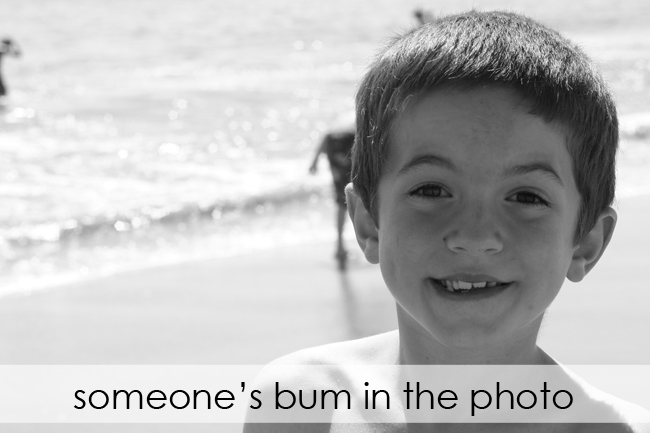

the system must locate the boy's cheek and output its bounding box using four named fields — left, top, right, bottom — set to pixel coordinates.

left=510, top=215, right=576, bottom=258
